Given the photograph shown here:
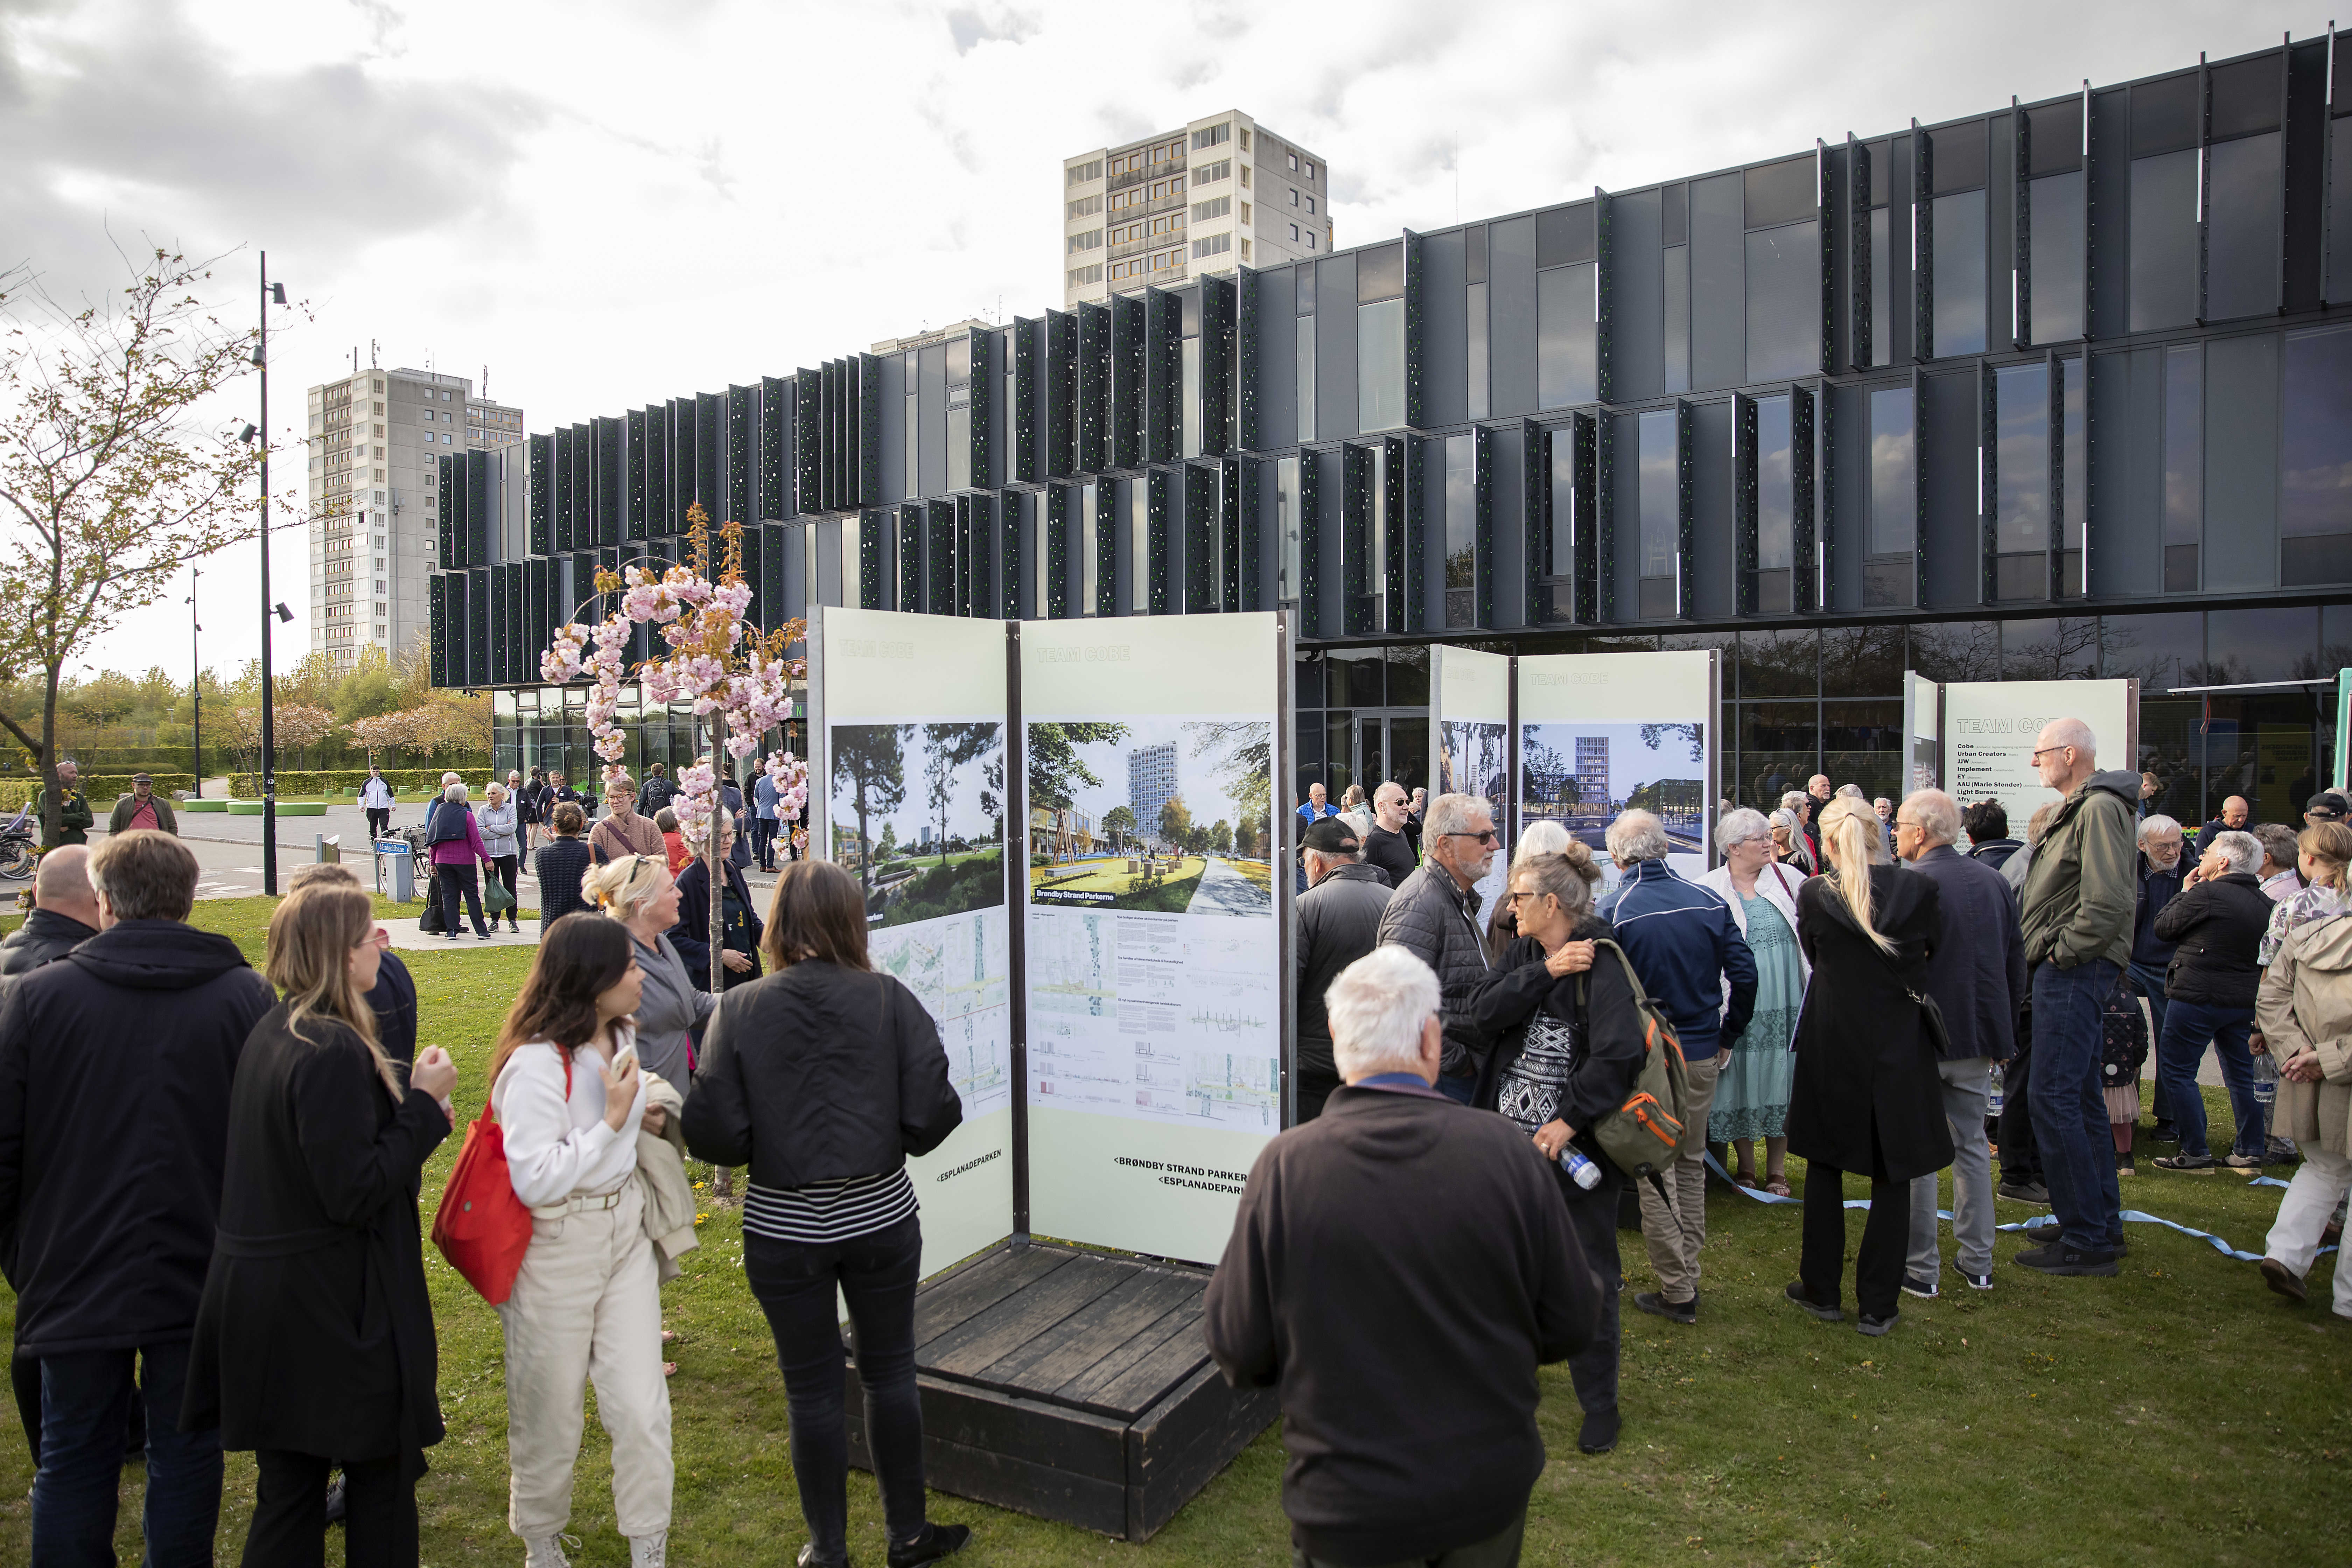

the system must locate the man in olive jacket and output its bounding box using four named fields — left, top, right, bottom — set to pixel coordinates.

left=2015, top=718, right=2141, bottom=1275
left=29, top=760, right=93, bottom=848
left=105, top=774, right=178, bottom=836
